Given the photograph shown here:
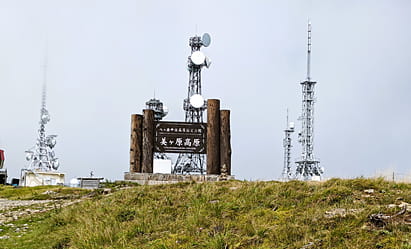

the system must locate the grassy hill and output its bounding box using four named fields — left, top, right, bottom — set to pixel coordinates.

left=0, top=178, right=410, bottom=249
